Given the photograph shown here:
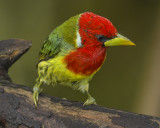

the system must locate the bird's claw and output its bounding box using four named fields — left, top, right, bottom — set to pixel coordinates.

left=83, top=97, right=97, bottom=106
left=33, top=87, right=42, bottom=108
